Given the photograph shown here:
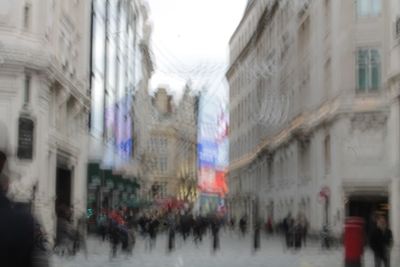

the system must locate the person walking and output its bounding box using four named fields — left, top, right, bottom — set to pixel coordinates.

left=167, top=210, right=176, bottom=252
left=239, top=215, right=247, bottom=238
left=109, top=219, right=120, bottom=258
left=97, top=212, right=108, bottom=241
left=147, top=214, right=159, bottom=251
left=253, top=217, right=261, bottom=251
left=370, top=216, right=393, bottom=267
left=210, top=214, right=221, bottom=253
left=282, top=213, right=293, bottom=249
left=0, top=122, right=49, bottom=266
